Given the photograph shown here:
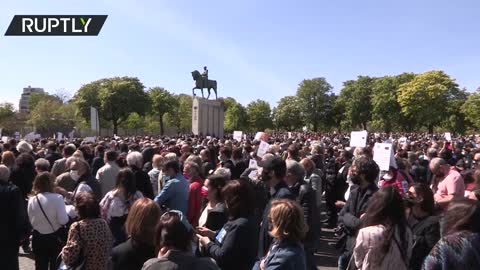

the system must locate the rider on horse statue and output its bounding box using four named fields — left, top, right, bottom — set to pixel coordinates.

left=202, top=66, right=208, bottom=88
